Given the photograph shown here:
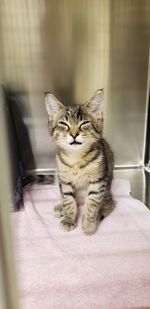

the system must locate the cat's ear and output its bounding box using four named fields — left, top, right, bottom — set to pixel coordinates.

left=45, top=93, right=64, bottom=119
left=87, top=89, right=104, bottom=119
